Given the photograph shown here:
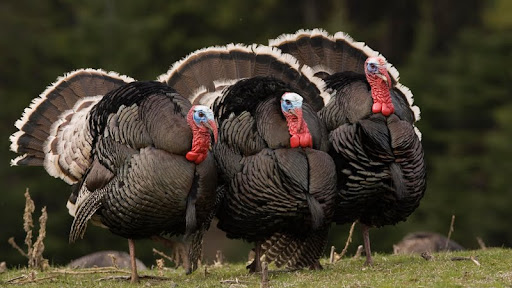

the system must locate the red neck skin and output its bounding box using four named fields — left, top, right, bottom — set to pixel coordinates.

left=283, top=109, right=313, bottom=148
left=186, top=112, right=212, bottom=164
left=367, top=74, right=395, bottom=116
